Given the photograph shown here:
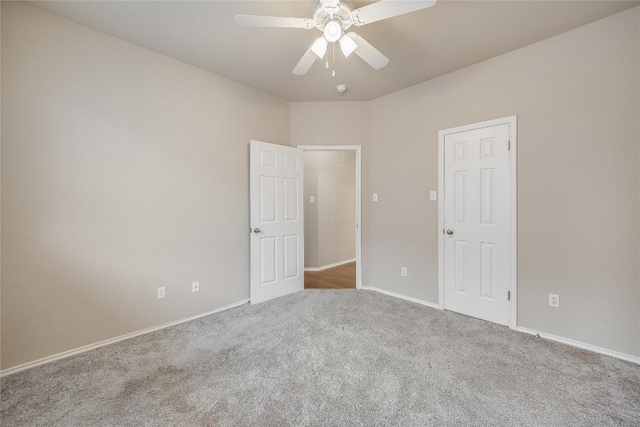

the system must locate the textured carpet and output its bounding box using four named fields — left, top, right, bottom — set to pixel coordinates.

left=1, top=290, right=639, bottom=426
